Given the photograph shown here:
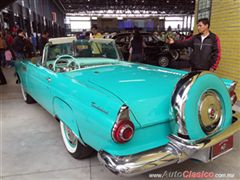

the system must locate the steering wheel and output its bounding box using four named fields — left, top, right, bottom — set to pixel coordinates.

left=52, top=55, right=79, bottom=72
